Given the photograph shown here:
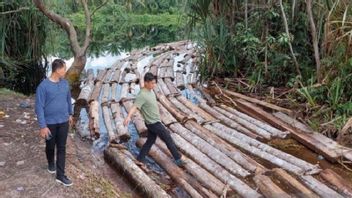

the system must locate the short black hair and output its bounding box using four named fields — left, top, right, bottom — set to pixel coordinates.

left=144, top=72, right=156, bottom=82
left=52, top=59, right=66, bottom=73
